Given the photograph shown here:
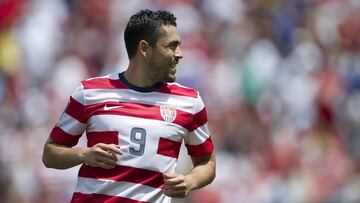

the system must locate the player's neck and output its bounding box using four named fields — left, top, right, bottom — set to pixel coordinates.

left=124, top=61, right=157, bottom=88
